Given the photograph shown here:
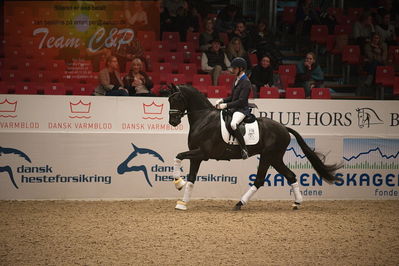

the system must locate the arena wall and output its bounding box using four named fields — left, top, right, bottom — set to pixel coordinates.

left=0, top=95, right=398, bottom=200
